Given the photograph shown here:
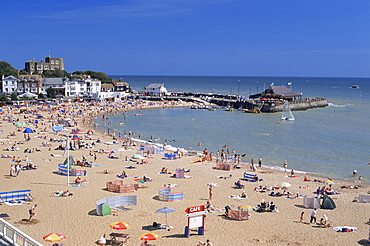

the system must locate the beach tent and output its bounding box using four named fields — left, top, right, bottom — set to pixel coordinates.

left=321, top=195, right=336, bottom=209
left=96, top=203, right=111, bottom=216
left=17, top=92, right=37, bottom=99
left=64, top=155, right=75, bottom=166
